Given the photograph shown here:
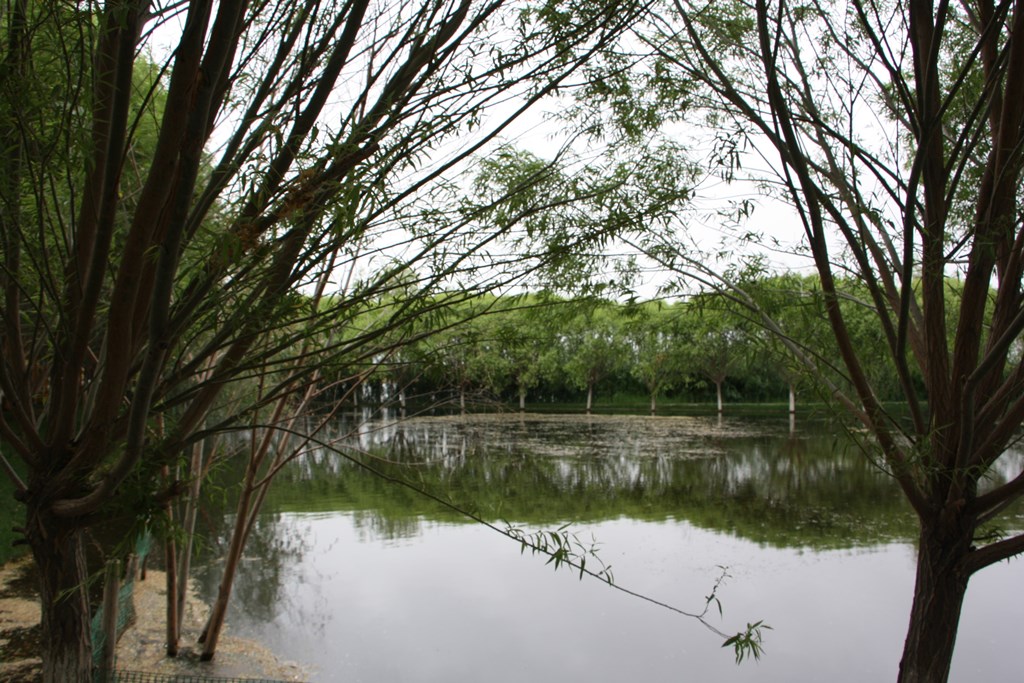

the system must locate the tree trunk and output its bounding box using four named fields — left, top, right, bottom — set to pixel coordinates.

left=897, top=520, right=973, bottom=683
left=788, top=384, right=796, bottom=414
left=164, top=524, right=179, bottom=656
left=650, top=391, right=657, bottom=416
left=98, top=560, right=120, bottom=683
left=176, top=439, right=205, bottom=640
left=586, top=383, right=594, bottom=414
left=519, top=384, right=526, bottom=411
left=200, top=474, right=255, bottom=660
left=163, top=466, right=179, bottom=656
left=30, top=517, right=93, bottom=683
left=715, top=380, right=723, bottom=414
